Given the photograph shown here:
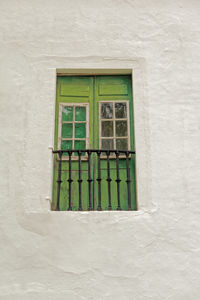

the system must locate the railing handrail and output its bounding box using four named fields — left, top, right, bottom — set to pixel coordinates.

left=52, top=148, right=135, bottom=211
left=53, top=149, right=135, bottom=154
